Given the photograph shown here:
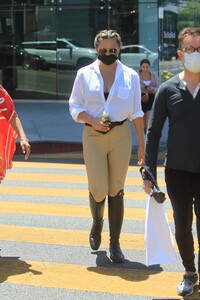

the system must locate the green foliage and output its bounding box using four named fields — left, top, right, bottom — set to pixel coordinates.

left=158, top=0, right=181, bottom=7
left=177, top=0, right=200, bottom=30
left=160, top=70, right=174, bottom=83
